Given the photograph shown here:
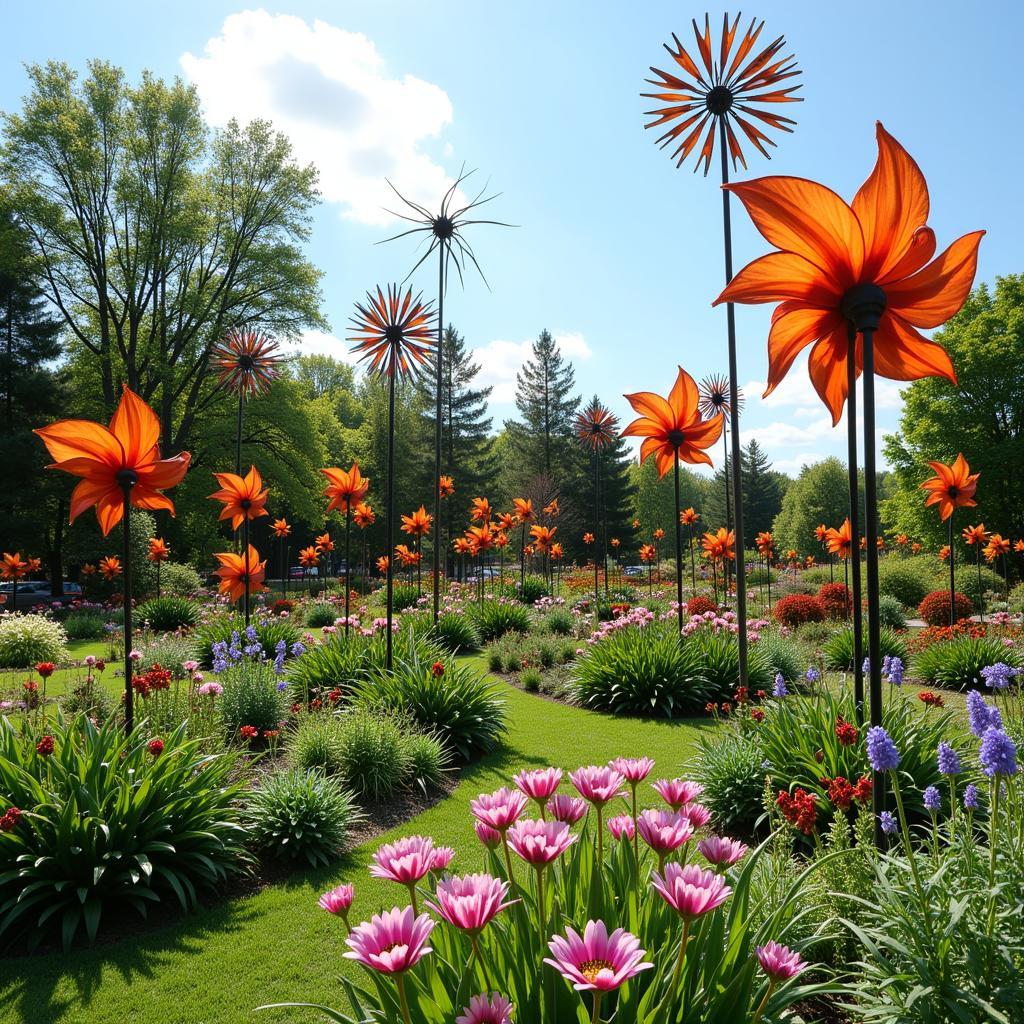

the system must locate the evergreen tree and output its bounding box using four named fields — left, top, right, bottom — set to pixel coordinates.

left=508, top=329, right=579, bottom=484
left=701, top=440, right=784, bottom=538
left=773, top=458, right=865, bottom=556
